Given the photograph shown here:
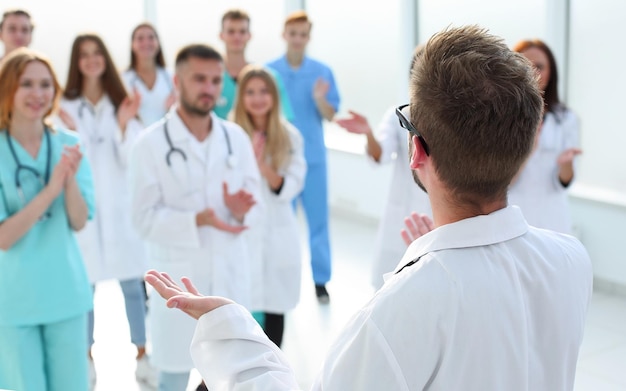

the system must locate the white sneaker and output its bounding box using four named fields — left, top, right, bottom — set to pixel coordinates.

left=136, top=355, right=159, bottom=389
left=88, top=359, right=96, bottom=391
